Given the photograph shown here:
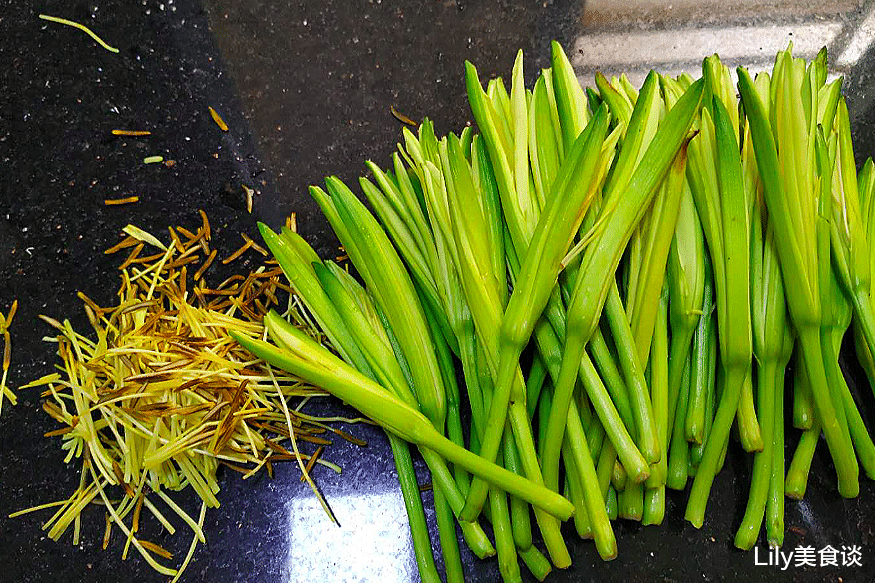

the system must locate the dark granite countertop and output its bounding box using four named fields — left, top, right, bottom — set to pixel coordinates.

left=2, top=1, right=875, bottom=581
